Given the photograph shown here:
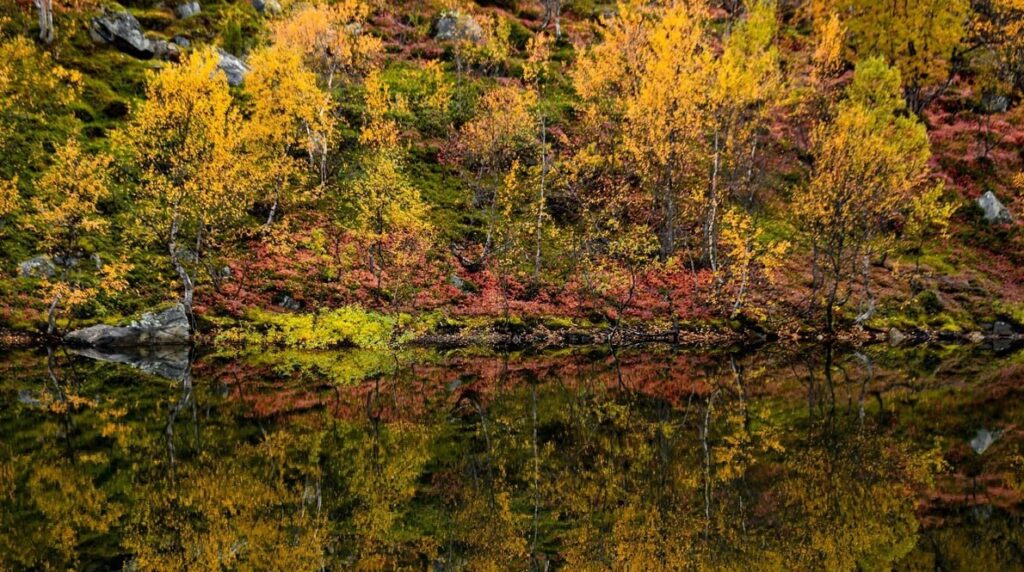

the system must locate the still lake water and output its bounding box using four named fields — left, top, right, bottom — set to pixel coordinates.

left=1, top=343, right=1022, bottom=570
